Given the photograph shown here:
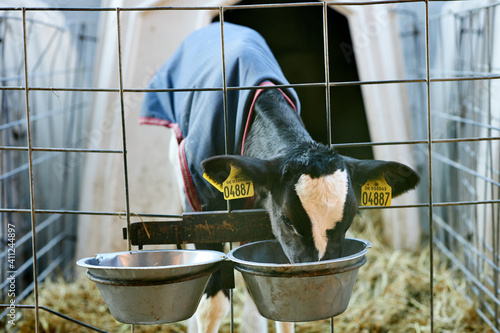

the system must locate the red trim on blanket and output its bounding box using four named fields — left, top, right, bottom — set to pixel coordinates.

left=240, top=81, right=297, bottom=154
left=179, top=139, right=202, bottom=212
left=139, top=116, right=183, bottom=143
